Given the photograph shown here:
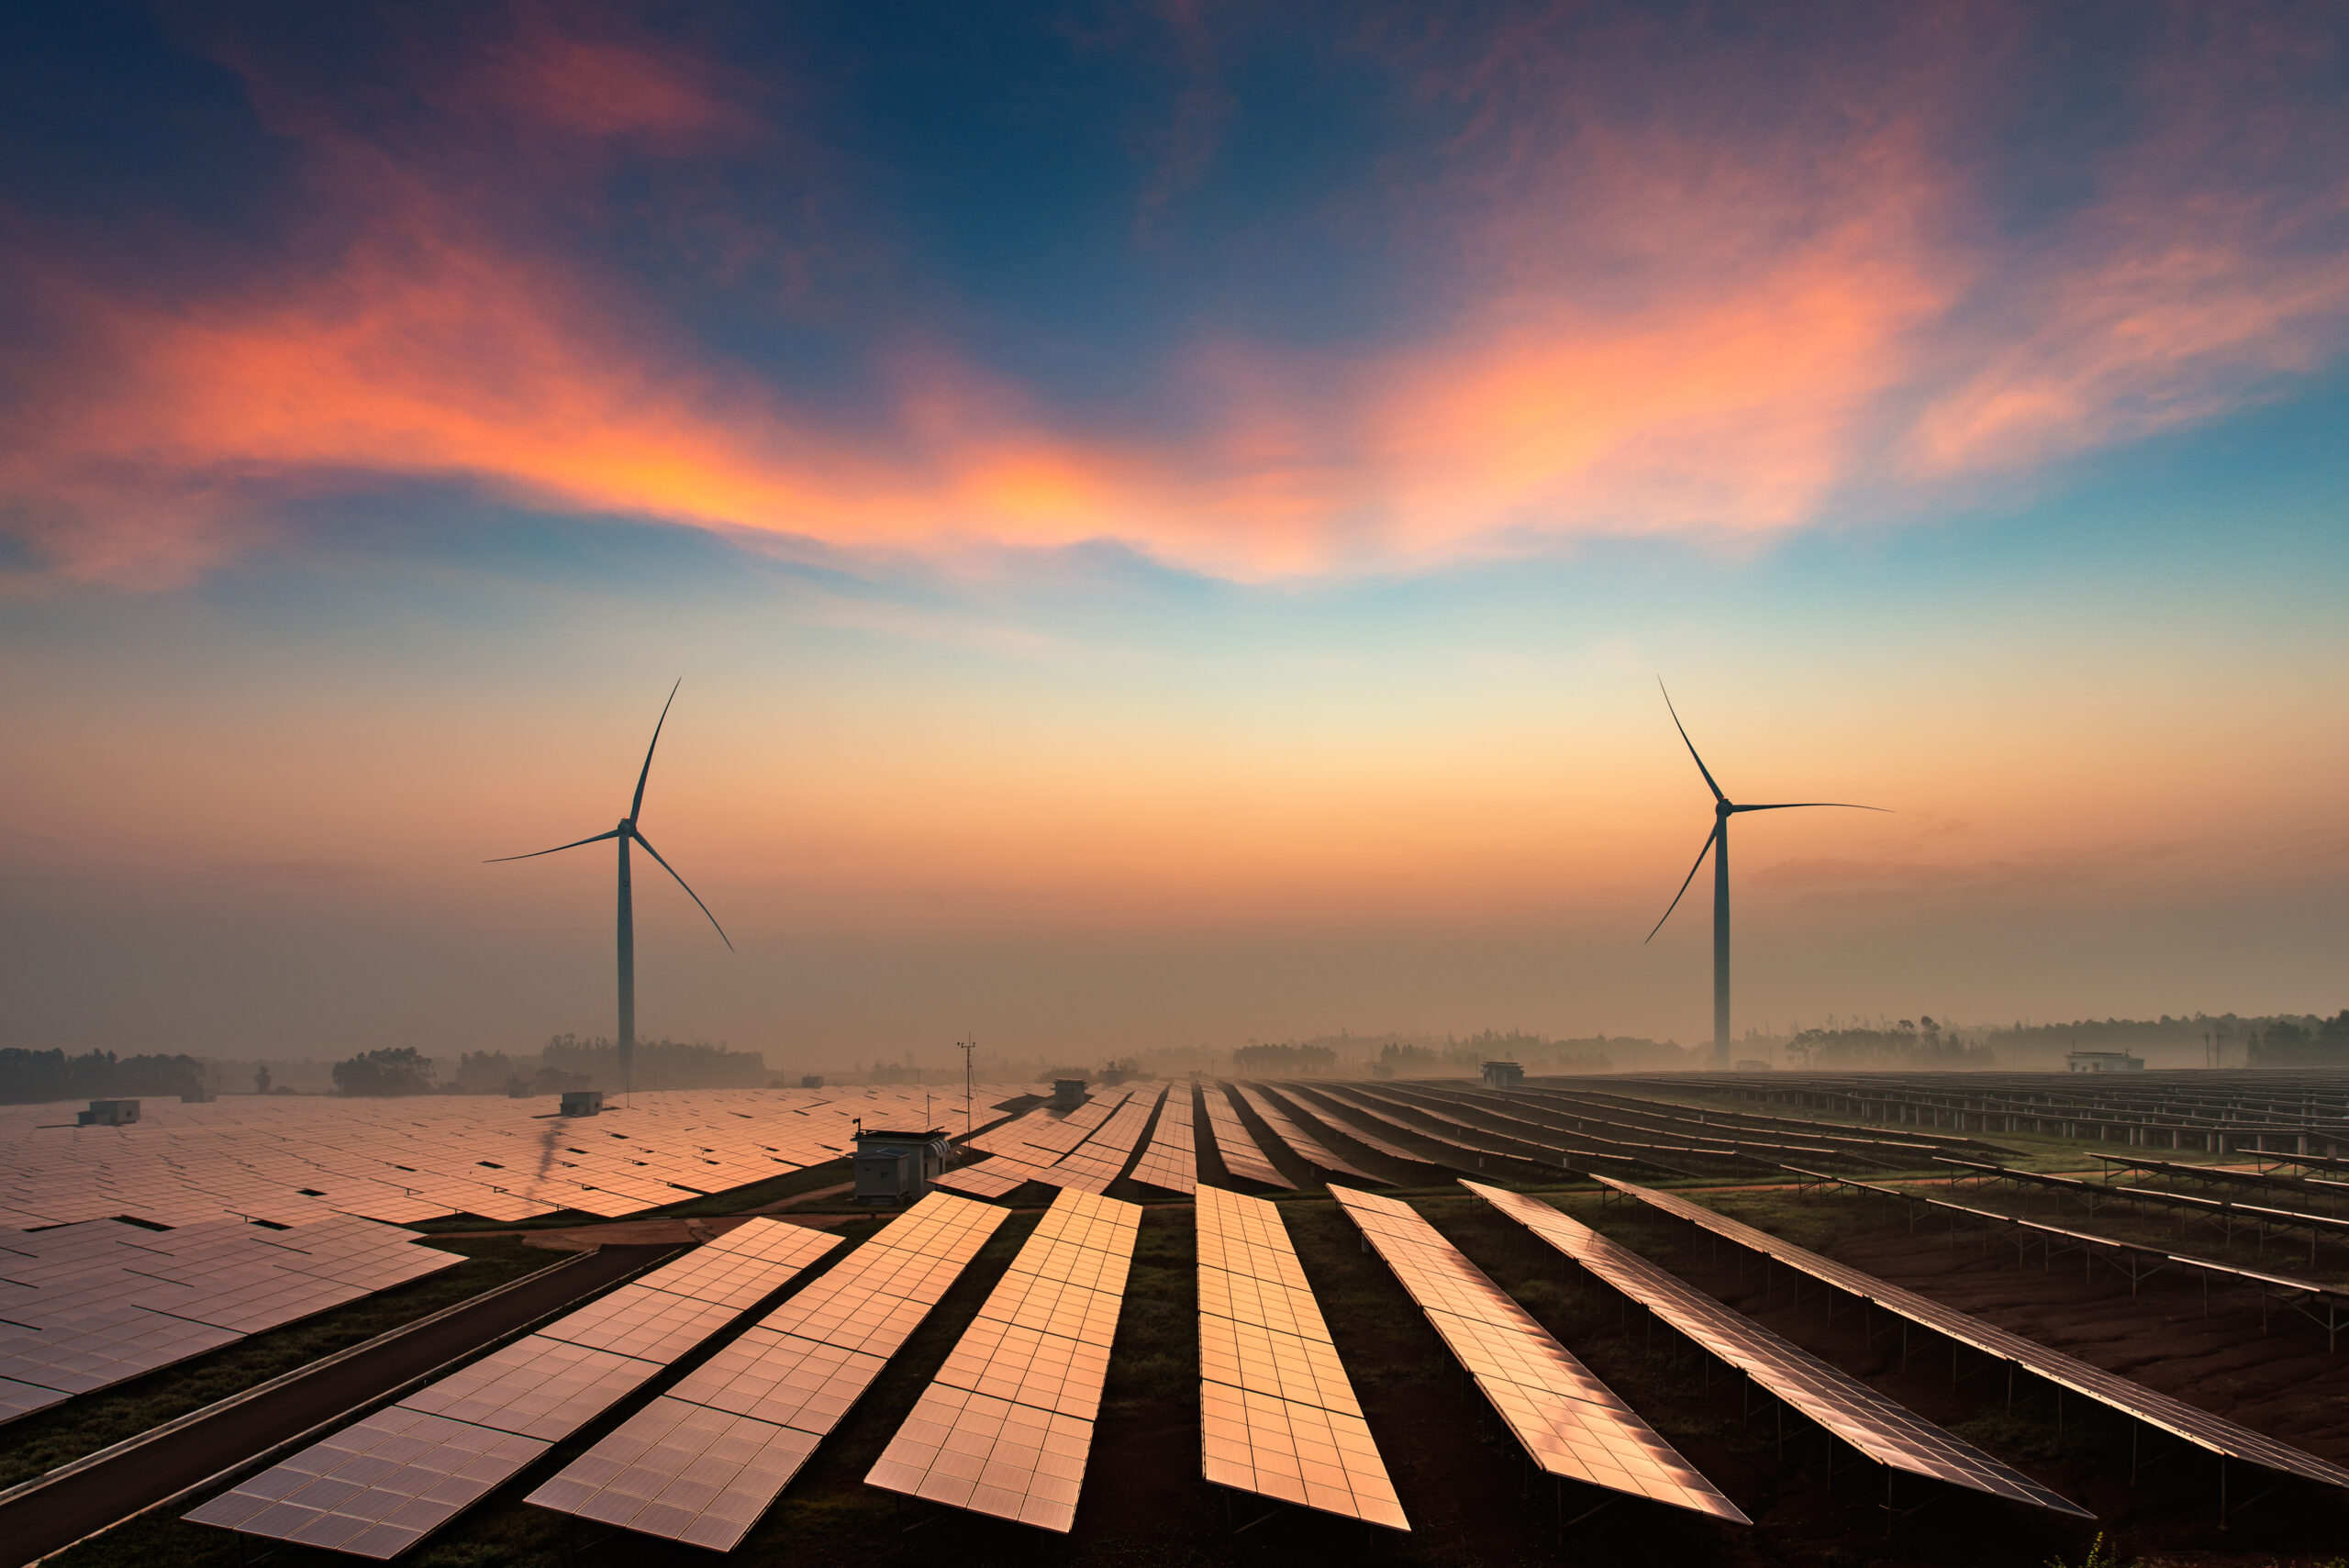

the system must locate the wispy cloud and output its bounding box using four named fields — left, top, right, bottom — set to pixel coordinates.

left=4, top=2, right=2345, bottom=588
